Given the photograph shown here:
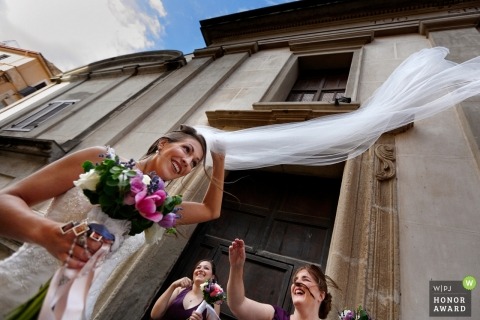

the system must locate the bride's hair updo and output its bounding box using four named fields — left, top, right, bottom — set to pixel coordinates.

left=141, top=124, right=207, bottom=163
left=293, top=264, right=338, bottom=319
